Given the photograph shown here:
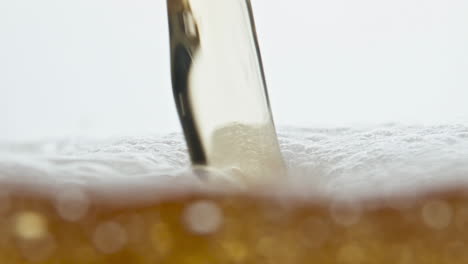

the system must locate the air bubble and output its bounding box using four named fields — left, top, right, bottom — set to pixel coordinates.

left=15, top=211, right=47, bottom=240
left=421, top=199, right=452, bottom=230
left=55, top=188, right=89, bottom=222
left=222, top=240, right=248, bottom=263
left=93, top=221, right=127, bottom=254
left=184, top=200, right=223, bottom=235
